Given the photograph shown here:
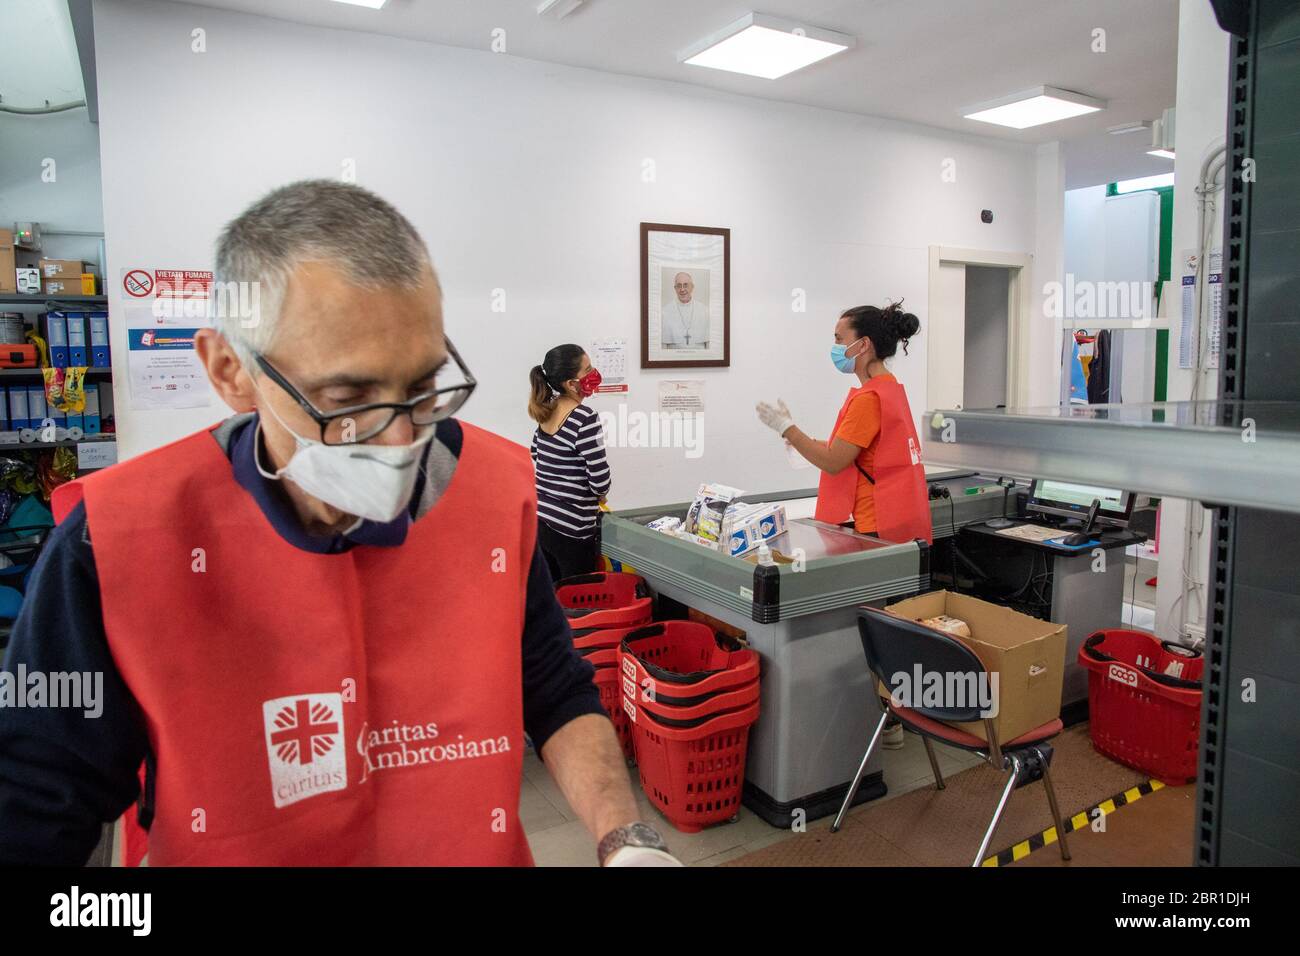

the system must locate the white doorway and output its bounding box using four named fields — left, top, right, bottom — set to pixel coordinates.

left=926, top=246, right=1032, bottom=412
